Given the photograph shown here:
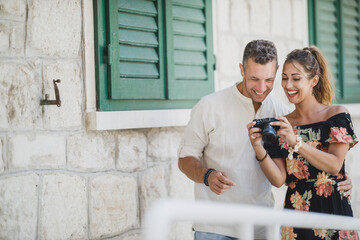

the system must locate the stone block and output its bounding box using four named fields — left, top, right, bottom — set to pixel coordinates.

left=0, top=0, right=26, bottom=19
left=39, top=173, right=87, bottom=239
left=26, top=0, right=81, bottom=57
left=117, top=130, right=147, bottom=172
left=0, top=61, right=42, bottom=130
left=169, top=163, right=194, bottom=199
left=0, top=22, right=25, bottom=56
left=140, top=165, right=167, bottom=221
left=8, top=134, right=66, bottom=171
left=249, top=0, right=270, bottom=35
left=230, top=0, right=249, bottom=34
left=271, top=0, right=292, bottom=38
left=147, top=127, right=182, bottom=162
left=0, top=173, right=39, bottom=239
left=42, top=61, right=82, bottom=130
left=67, top=131, right=115, bottom=172
left=89, top=174, right=138, bottom=238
